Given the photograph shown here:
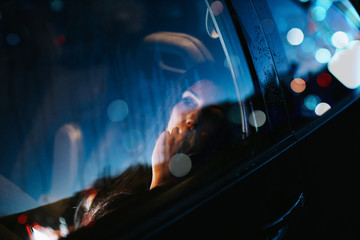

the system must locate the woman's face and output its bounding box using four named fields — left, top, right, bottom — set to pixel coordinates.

left=167, top=80, right=219, bottom=132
